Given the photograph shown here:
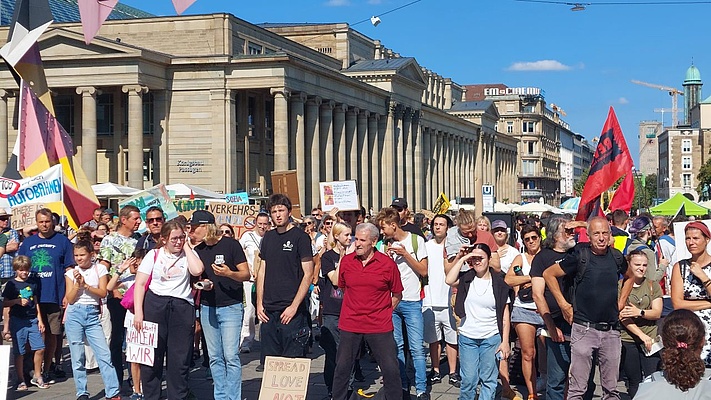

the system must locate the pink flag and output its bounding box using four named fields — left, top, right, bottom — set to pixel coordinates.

left=78, top=0, right=119, bottom=44
left=172, top=0, right=197, bottom=15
